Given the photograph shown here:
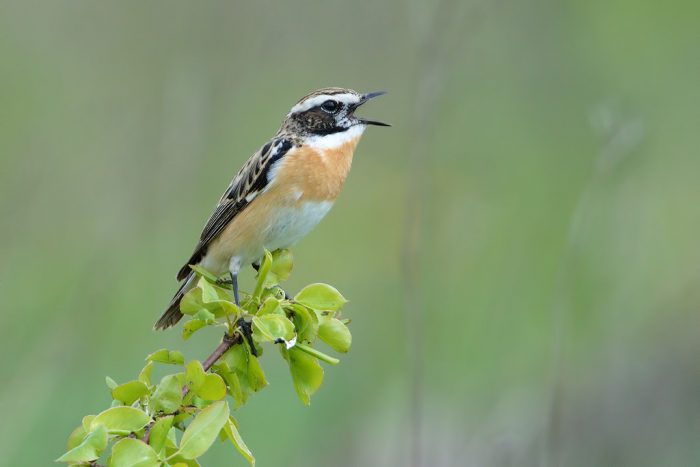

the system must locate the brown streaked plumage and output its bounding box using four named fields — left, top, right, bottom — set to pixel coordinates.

left=155, top=87, right=388, bottom=330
